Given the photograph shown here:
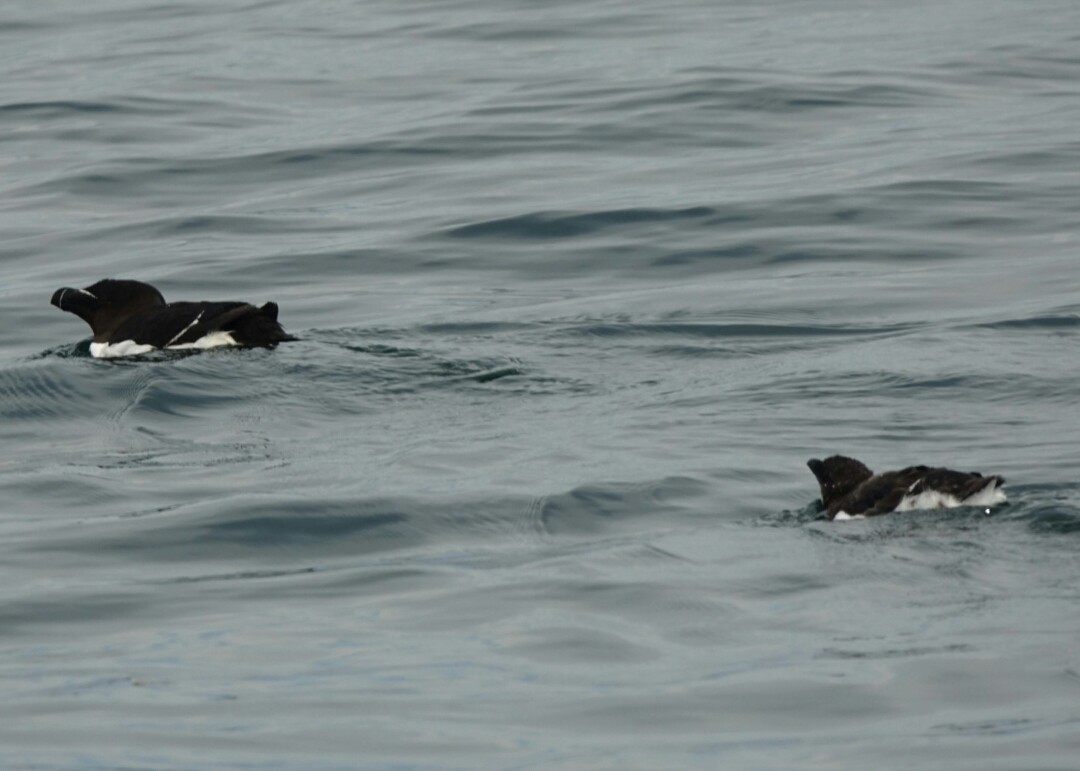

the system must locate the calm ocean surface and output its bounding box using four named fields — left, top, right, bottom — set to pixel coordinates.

left=2, top=0, right=1080, bottom=768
